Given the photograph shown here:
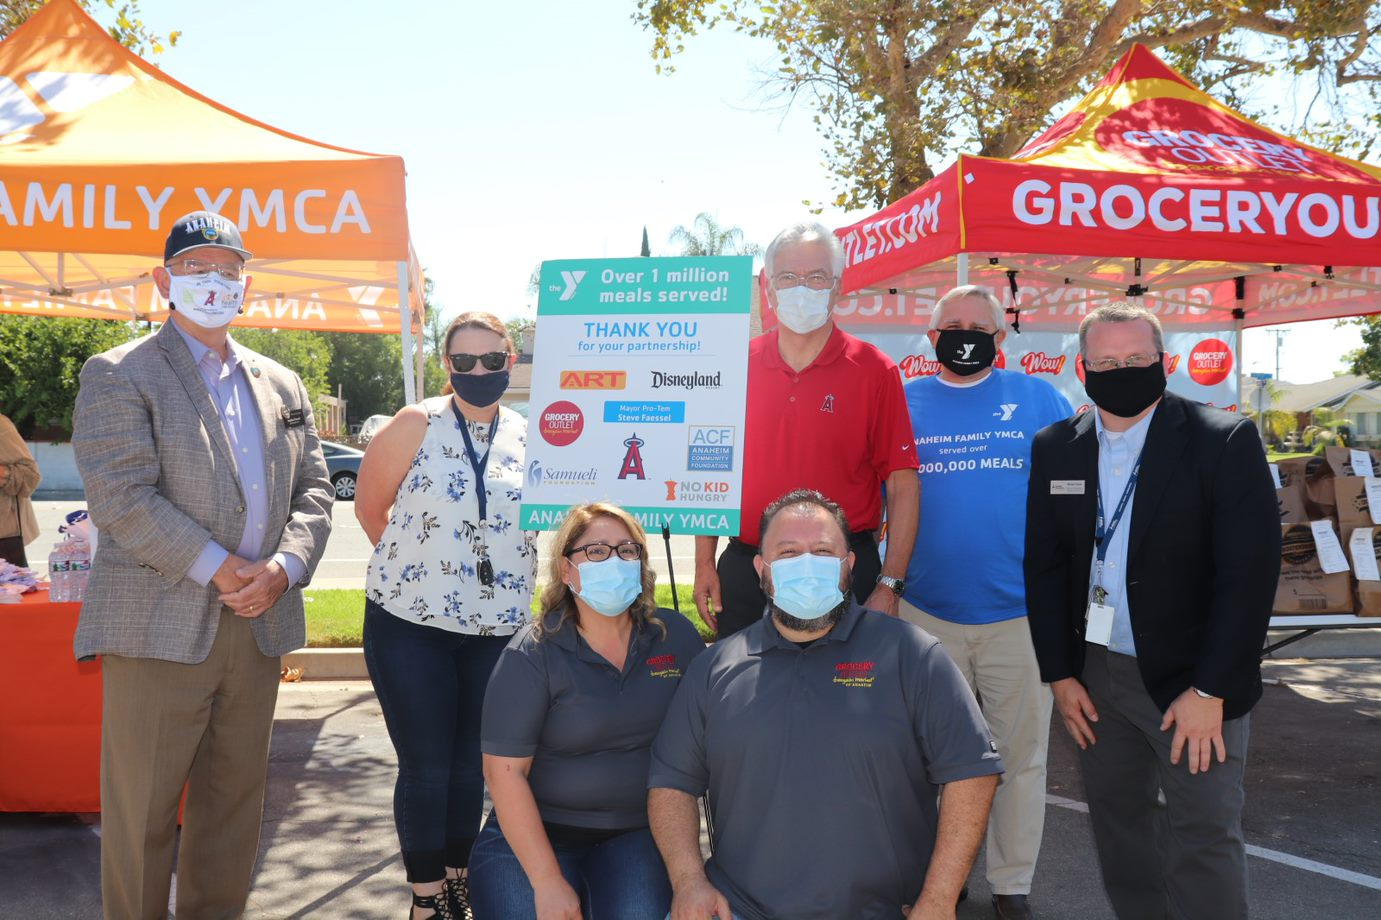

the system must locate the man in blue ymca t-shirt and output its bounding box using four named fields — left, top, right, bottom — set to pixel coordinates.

left=900, top=285, right=1071, bottom=920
